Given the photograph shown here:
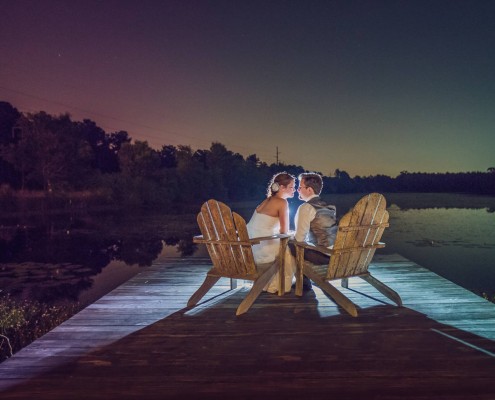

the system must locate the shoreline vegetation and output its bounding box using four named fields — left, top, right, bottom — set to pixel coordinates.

left=2, top=190, right=495, bottom=221
left=1, top=101, right=495, bottom=215
left=0, top=296, right=78, bottom=363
